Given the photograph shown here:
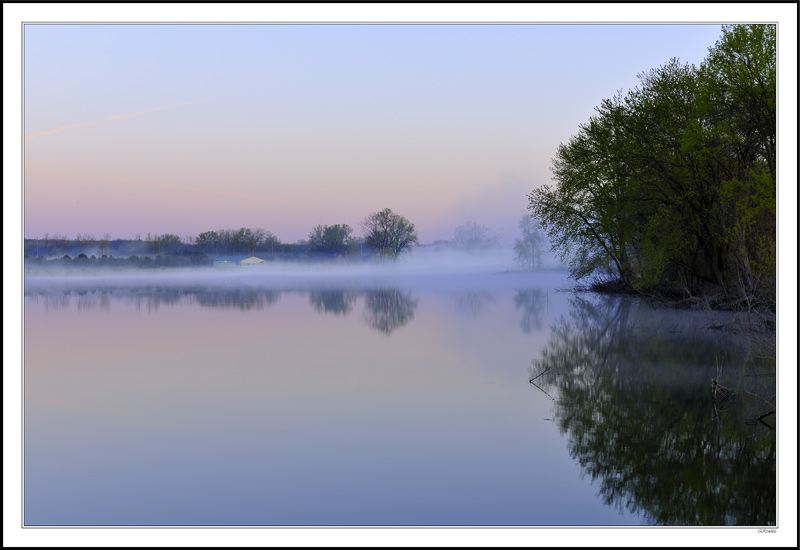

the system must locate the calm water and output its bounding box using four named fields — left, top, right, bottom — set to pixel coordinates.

left=23, top=268, right=776, bottom=526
